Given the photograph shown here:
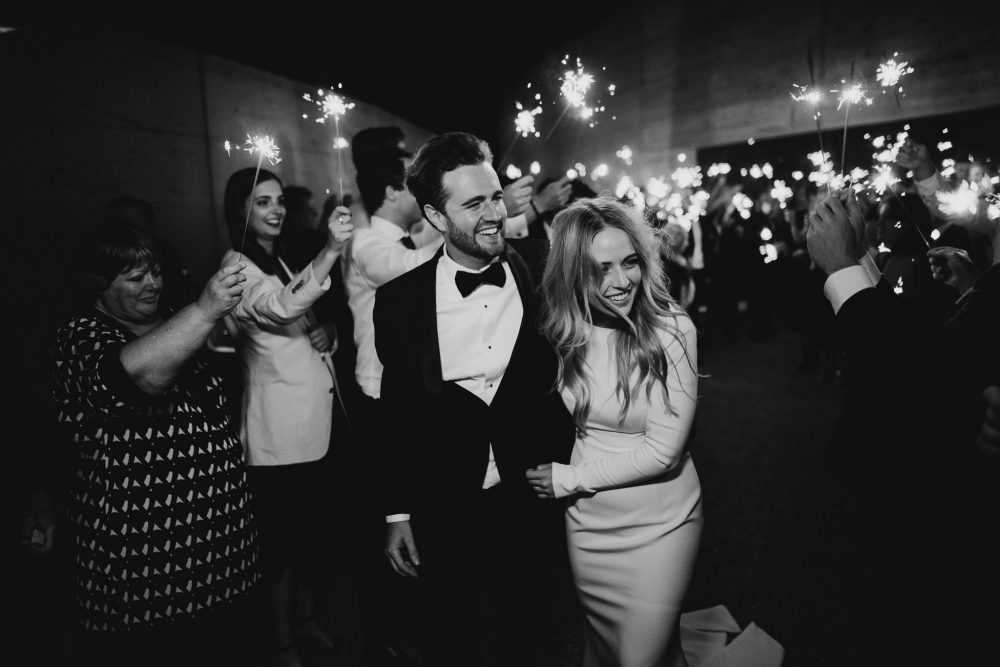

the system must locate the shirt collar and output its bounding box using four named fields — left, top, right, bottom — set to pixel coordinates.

left=439, top=246, right=504, bottom=282
left=369, top=215, right=408, bottom=242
